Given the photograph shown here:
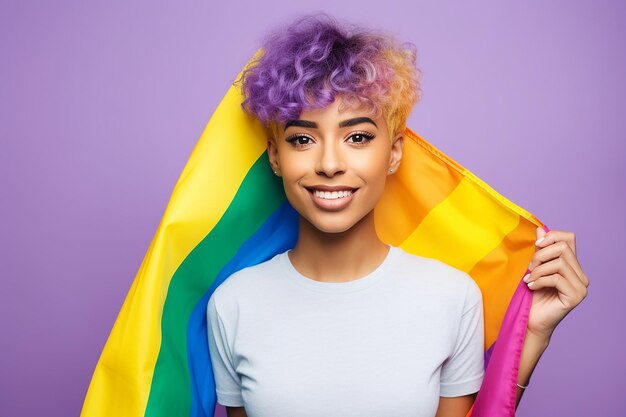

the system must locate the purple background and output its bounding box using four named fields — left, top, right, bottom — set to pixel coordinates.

left=2, top=1, right=625, bottom=417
